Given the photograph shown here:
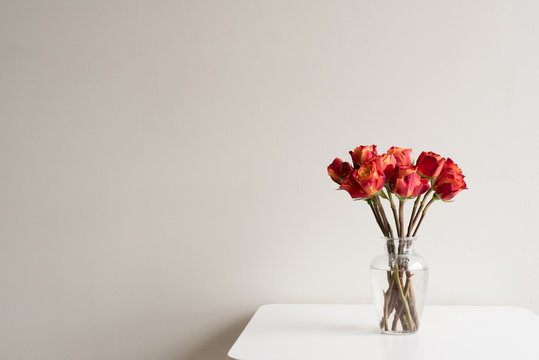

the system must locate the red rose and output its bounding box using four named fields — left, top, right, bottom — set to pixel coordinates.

left=327, top=158, right=353, bottom=185
left=390, top=165, right=431, bottom=198
left=349, top=145, right=377, bottom=168
left=387, top=147, right=413, bottom=166
left=433, top=158, right=467, bottom=200
left=416, top=151, right=445, bottom=179
left=340, top=160, right=385, bottom=198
